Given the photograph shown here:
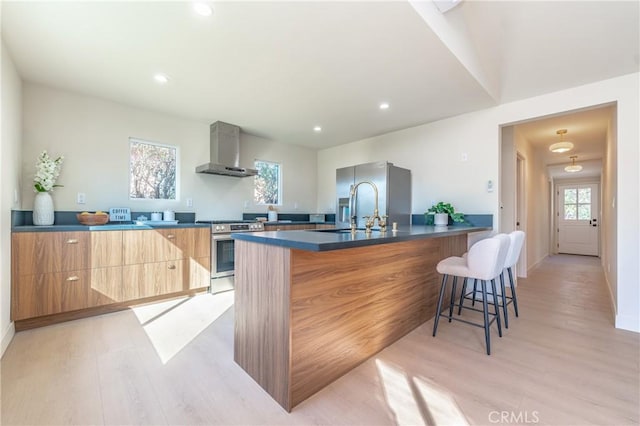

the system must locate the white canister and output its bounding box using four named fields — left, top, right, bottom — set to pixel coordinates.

left=163, top=210, right=175, bottom=221
left=151, top=212, right=162, bottom=221
left=268, top=210, right=278, bottom=222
